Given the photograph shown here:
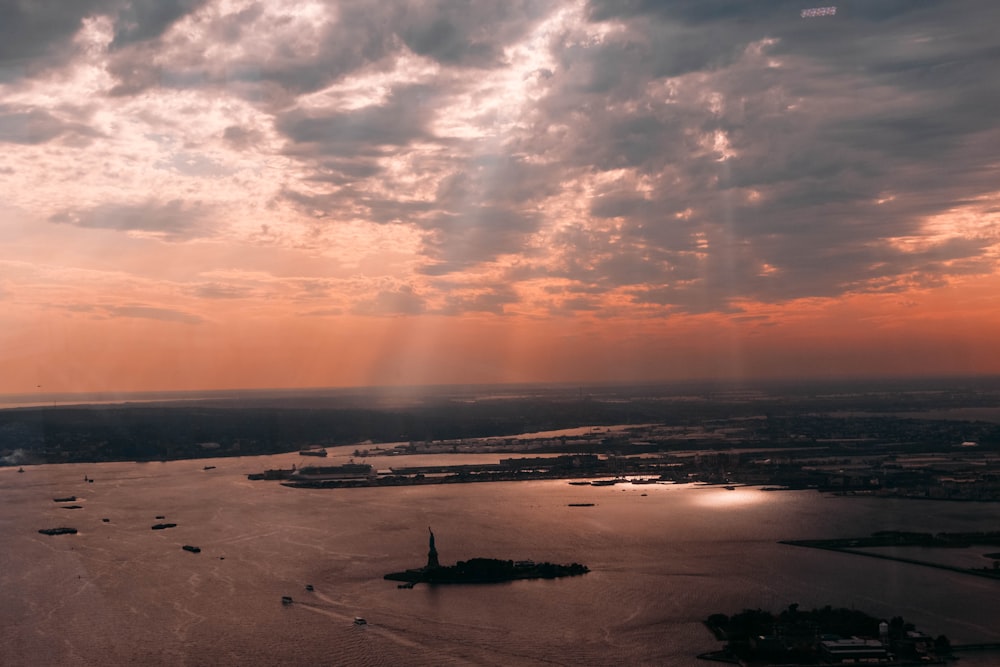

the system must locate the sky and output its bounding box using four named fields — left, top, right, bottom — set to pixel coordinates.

left=1, top=0, right=999, bottom=394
